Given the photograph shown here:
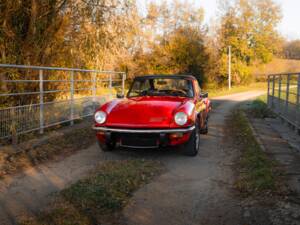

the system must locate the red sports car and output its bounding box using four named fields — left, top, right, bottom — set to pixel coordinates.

left=93, top=75, right=211, bottom=156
